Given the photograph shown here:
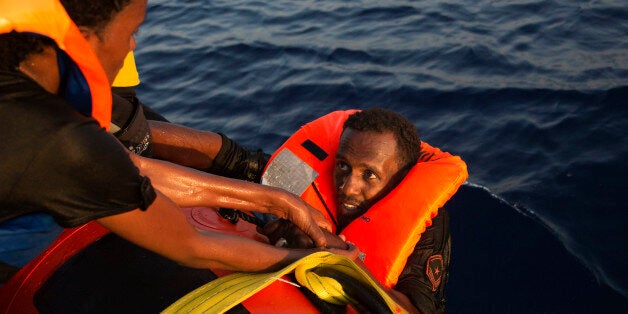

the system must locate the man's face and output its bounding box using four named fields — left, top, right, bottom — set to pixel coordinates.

left=83, top=0, right=147, bottom=84
left=333, top=128, right=405, bottom=229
